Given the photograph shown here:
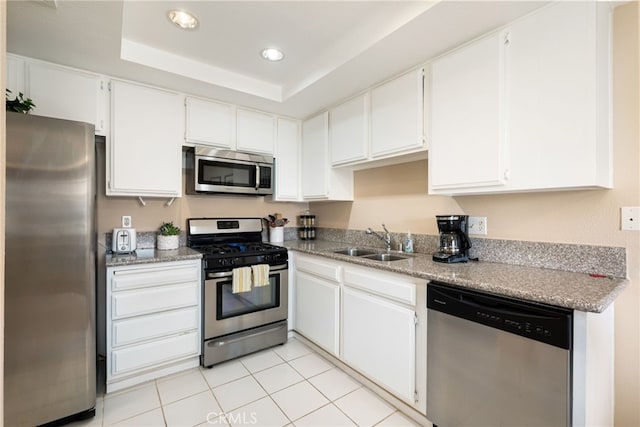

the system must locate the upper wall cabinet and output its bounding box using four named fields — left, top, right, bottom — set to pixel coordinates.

left=429, top=2, right=612, bottom=195
left=273, top=117, right=301, bottom=201
left=185, top=97, right=234, bottom=149
left=429, top=31, right=508, bottom=192
left=236, top=108, right=276, bottom=155
left=370, top=68, right=425, bottom=159
left=7, top=57, right=108, bottom=135
left=330, top=93, right=369, bottom=166
left=330, top=69, right=426, bottom=168
left=302, top=112, right=353, bottom=201
left=185, top=97, right=275, bottom=155
left=108, top=80, right=183, bottom=198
